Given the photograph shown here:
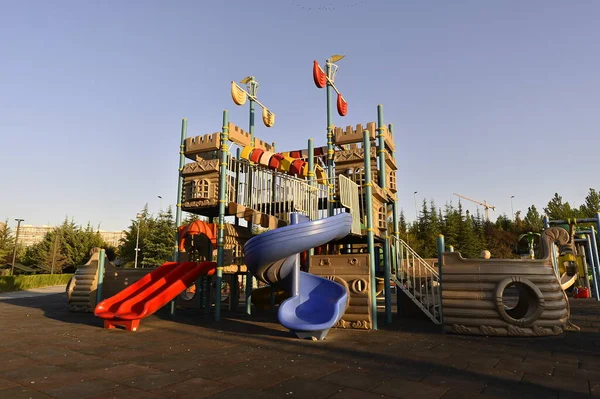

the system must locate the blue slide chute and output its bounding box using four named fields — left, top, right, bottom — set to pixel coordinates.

left=244, top=212, right=353, bottom=339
